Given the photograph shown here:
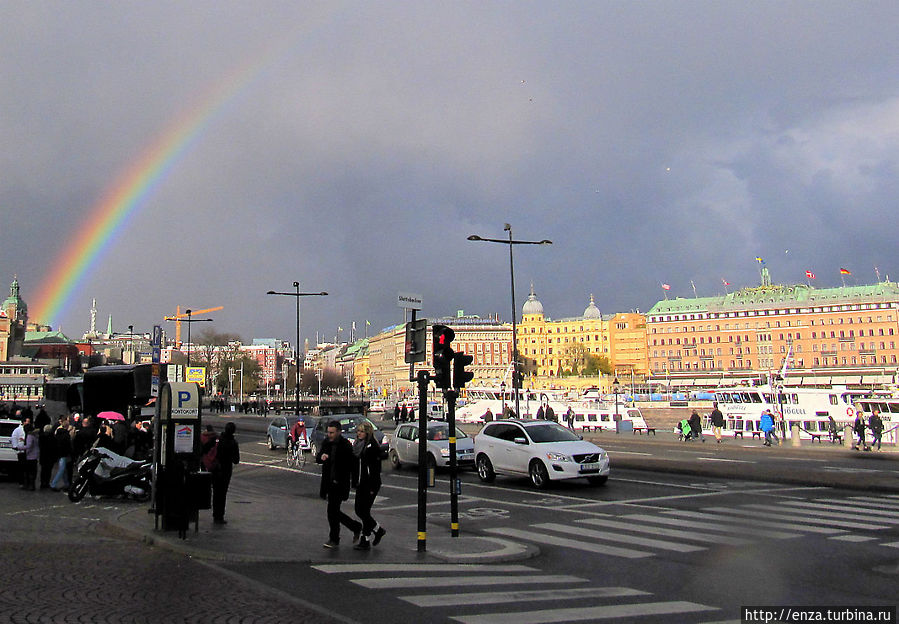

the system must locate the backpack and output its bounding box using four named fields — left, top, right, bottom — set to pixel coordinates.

left=202, top=440, right=220, bottom=471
